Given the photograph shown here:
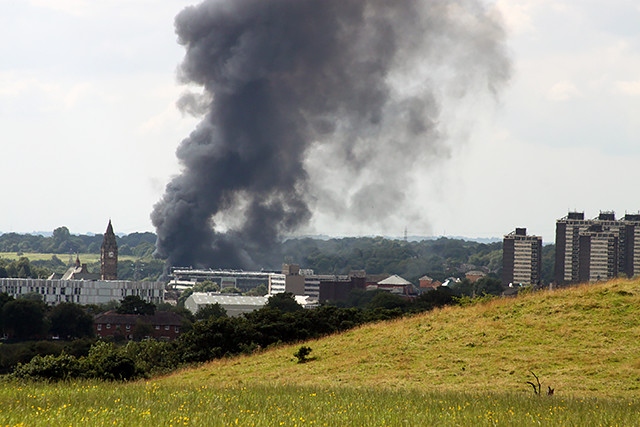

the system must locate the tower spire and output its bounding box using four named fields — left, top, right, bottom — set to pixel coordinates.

left=100, top=219, right=118, bottom=280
